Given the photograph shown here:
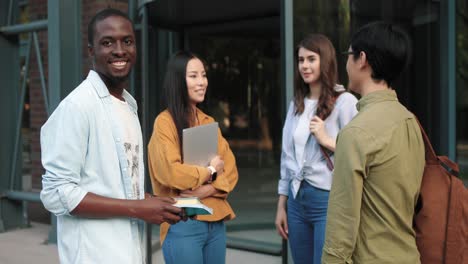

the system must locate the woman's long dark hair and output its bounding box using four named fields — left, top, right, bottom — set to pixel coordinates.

left=294, top=34, right=341, bottom=120
left=162, top=50, right=202, bottom=156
